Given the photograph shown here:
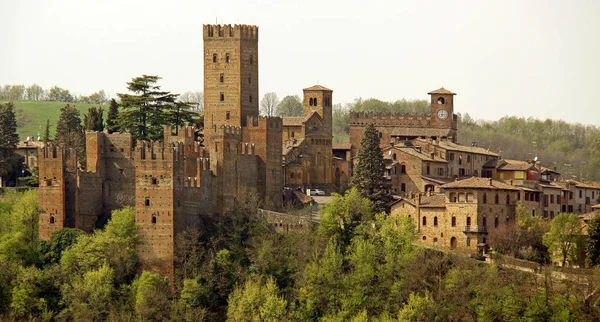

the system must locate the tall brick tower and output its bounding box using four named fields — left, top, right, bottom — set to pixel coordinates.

left=428, top=87, right=456, bottom=129
left=303, top=85, right=333, bottom=137
left=203, top=24, right=259, bottom=144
